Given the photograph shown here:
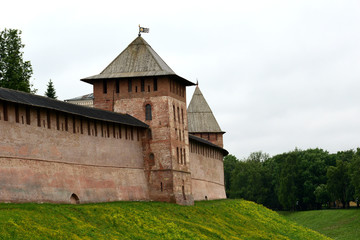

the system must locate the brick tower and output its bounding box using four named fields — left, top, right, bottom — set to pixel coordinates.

left=82, top=36, right=195, bottom=205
